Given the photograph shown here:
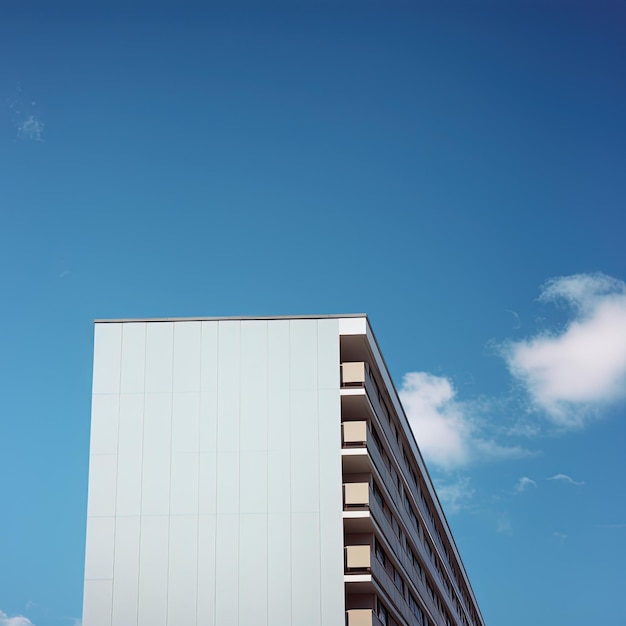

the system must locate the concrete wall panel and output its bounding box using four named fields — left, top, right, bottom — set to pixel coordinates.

left=120, top=323, right=145, bottom=393
left=84, top=516, right=115, bottom=580
left=137, top=515, right=169, bottom=626
left=173, top=321, right=201, bottom=392
left=116, top=394, right=143, bottom=516
left=111, top=516, right=140, bottom=625
left=167, top=515, right=198, bottom=625
left=90, top=394, right=119, bottom=456
left=92, top=324, right=122, bottom=395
